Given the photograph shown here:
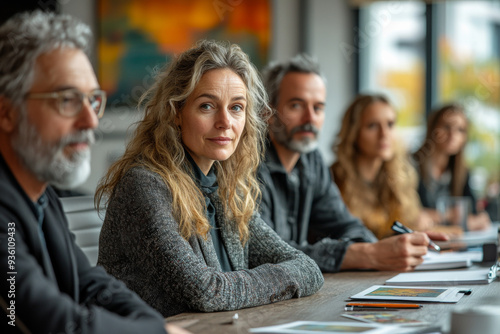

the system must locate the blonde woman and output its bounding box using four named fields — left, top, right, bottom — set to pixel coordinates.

left=96, top=40, right=323, bottom=317
left=413, top=103, right=491, bottom=231
left=331, top=94, right=432, bottom=239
